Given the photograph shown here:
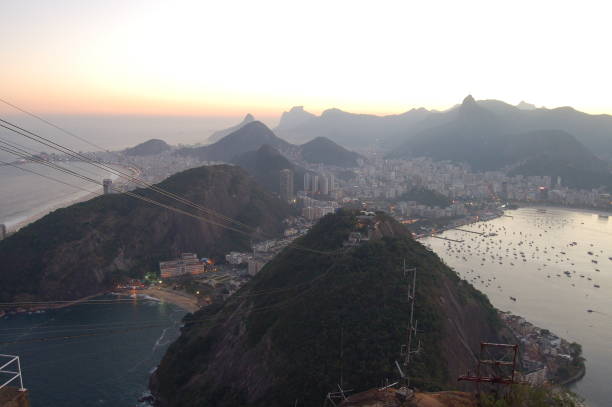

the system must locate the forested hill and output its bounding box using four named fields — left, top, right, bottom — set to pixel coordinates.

left=232, top=144, right=307, bottom=195
left=299, top=136, right=362, bottom=167
left=124, top=138, right=171, bottom=156
left=152, top=210, right=511, bottom=407
left=0, top=165, right=290, bottom=303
